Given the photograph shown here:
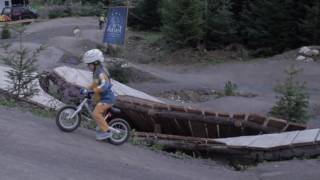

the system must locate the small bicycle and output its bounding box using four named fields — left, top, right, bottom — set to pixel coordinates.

left=56, top=90, right=131, bottom=145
